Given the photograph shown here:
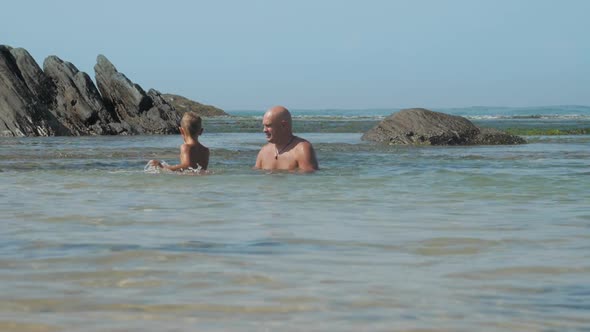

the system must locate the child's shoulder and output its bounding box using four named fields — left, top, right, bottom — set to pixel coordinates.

left=182, top=142, right=208, bottom=152
left=198, top=143, right=209, bottom=152
left=180, top=143, right=192, bottom=151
